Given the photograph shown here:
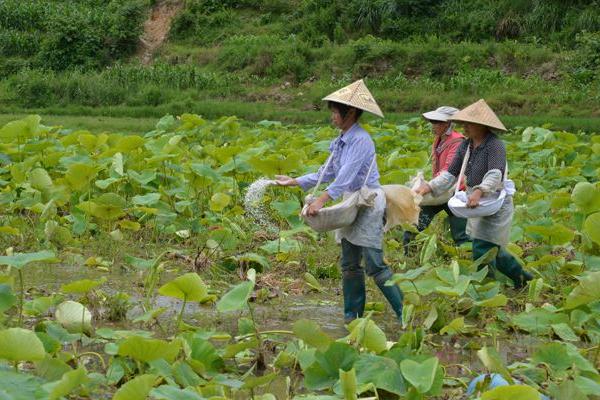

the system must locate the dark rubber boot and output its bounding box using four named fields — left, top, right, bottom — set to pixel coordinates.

left=474, top=239, right=533, bottom=289
left=448, top=214, right=470, bottom=245
left=374, top=270, right=403, bottom=320
left=342, top=270, right=366, bottom=323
